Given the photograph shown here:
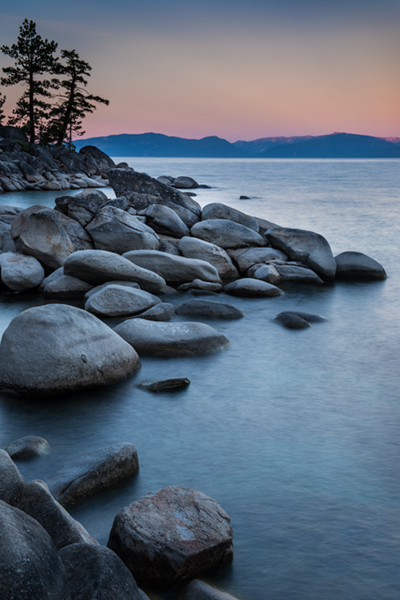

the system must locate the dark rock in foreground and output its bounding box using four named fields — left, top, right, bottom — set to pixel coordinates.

left=108, top=486, right=233, bottom=589
left=47, top=442, right=139, bottom=506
